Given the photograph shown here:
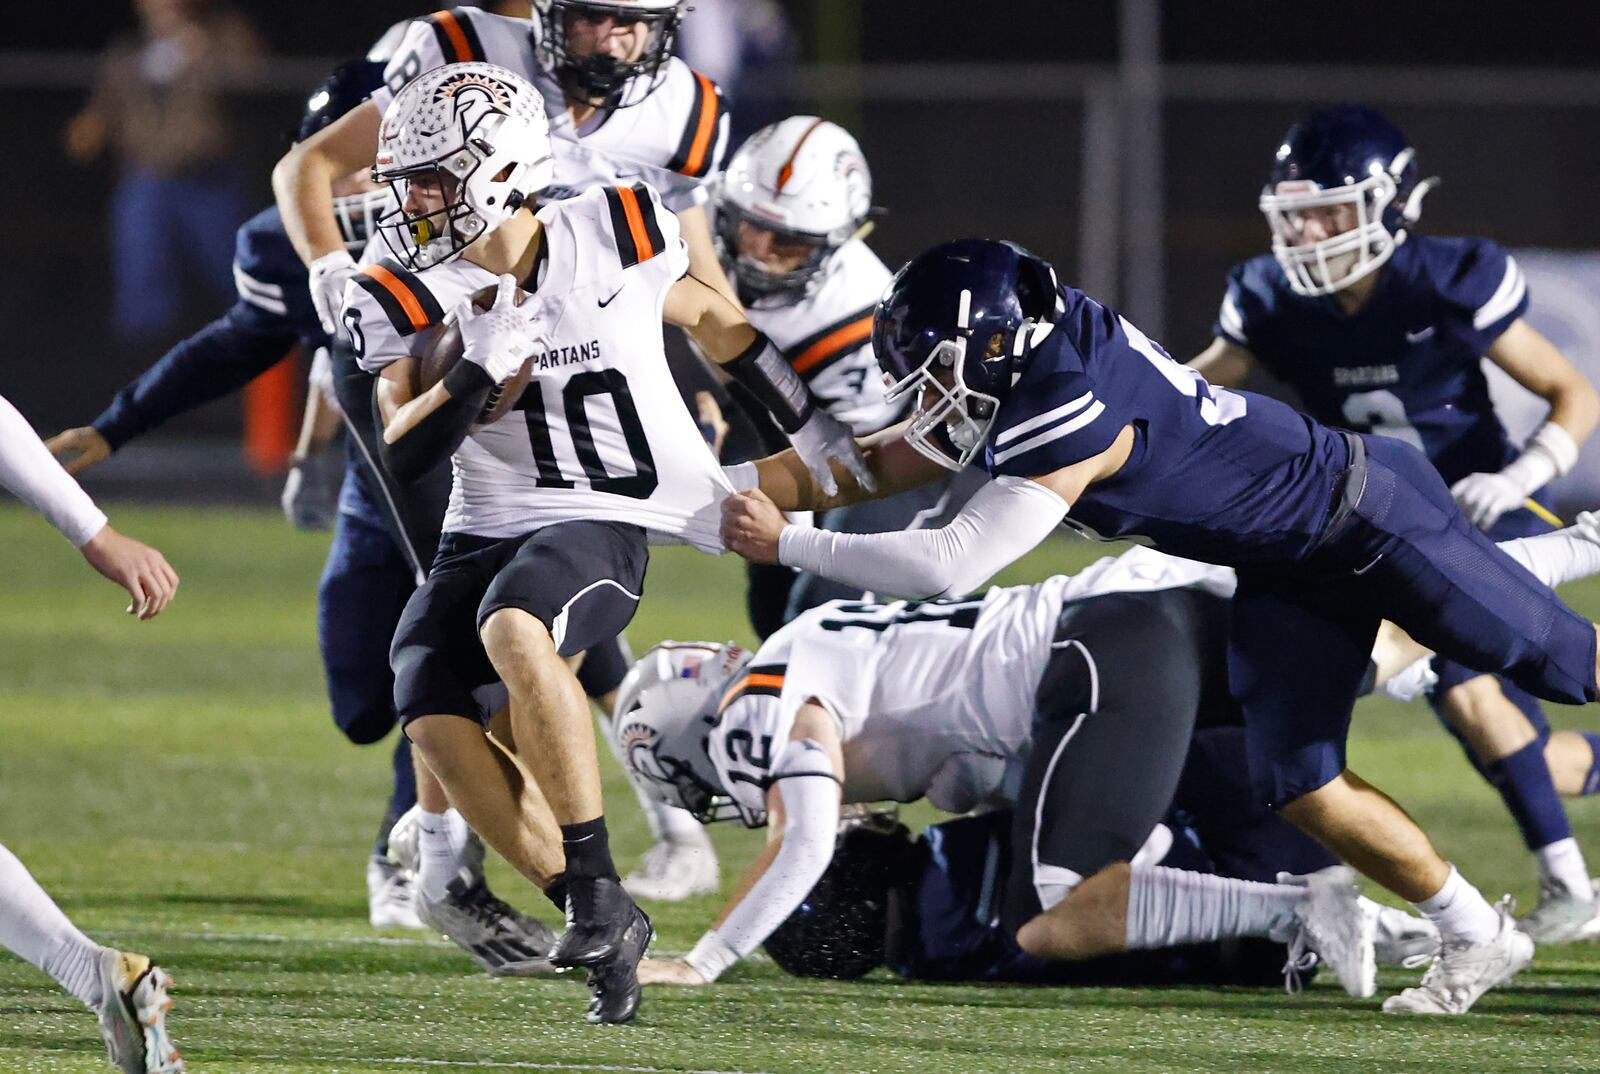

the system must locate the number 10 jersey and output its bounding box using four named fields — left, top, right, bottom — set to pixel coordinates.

left=346, top=183, right=735, bottom=552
